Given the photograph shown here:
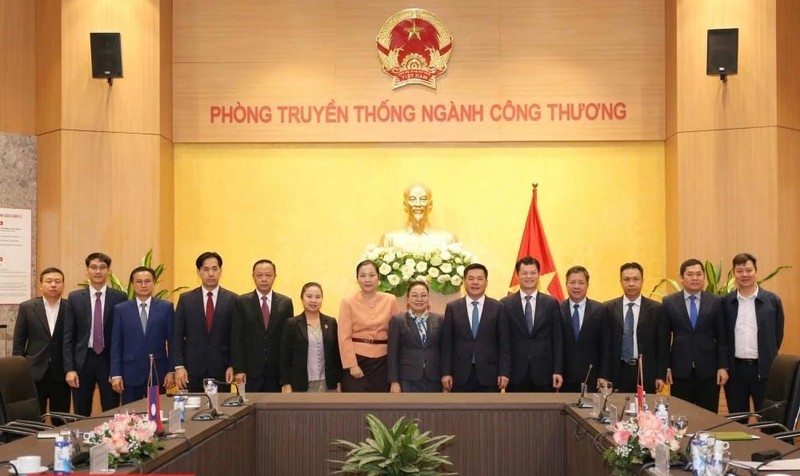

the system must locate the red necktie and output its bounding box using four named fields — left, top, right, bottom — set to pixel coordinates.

left=205, top=291, right=214, bottom=333
left=261, top=295, right=270, bottom=329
